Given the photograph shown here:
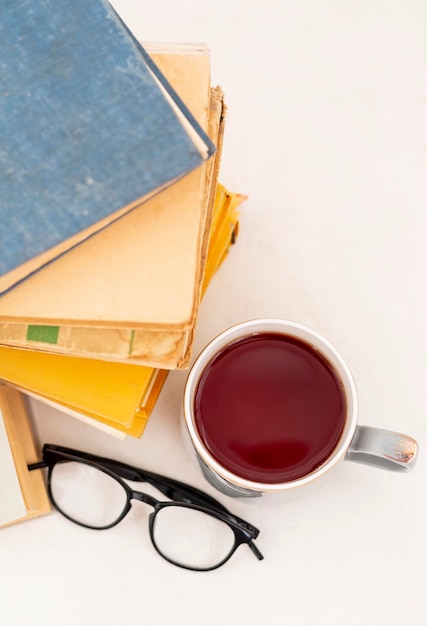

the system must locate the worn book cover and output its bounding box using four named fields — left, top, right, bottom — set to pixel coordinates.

left=0, top=1, right=214, bottom=294
left=0, top=45, right=221, bottom=369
